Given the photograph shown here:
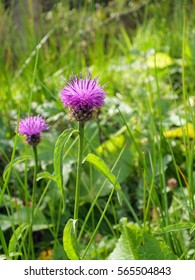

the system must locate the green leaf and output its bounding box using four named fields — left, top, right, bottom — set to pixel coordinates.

left=138, top=233, right=177, bottom=260
left=63, top=219, right=80, bottom=260
left=54, top=128, right=76, bottom=194
left=109, top=220, right=177, bottom=260
left=0, top=214, right=13, bottom=231
left=0, top=209, right=52, bottom=231
left=83, top=153, right=121, bottom=191
left=3, top=155, right=31, bottom=181
left=37, top=171, right=56, bottom=182
left=8, top=224, right=29, bottom=255
left=15, top=209, right=52, bottom=232
left=108, top=220, right=142, bottom=260
left=96, top=132, right=135, bottom=184
left=83, top=153, right=122, bottom=204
